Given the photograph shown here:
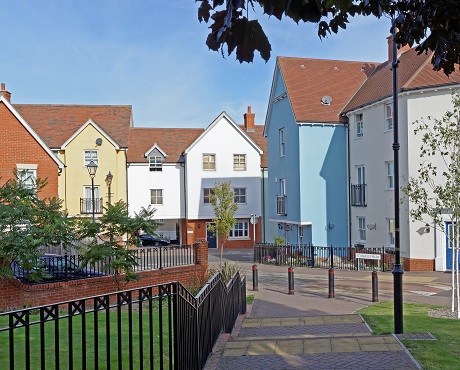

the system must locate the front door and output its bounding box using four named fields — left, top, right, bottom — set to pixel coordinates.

left=206, top=222, right=217, bottom=248
left=445, top=222, right=459, bottom=270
